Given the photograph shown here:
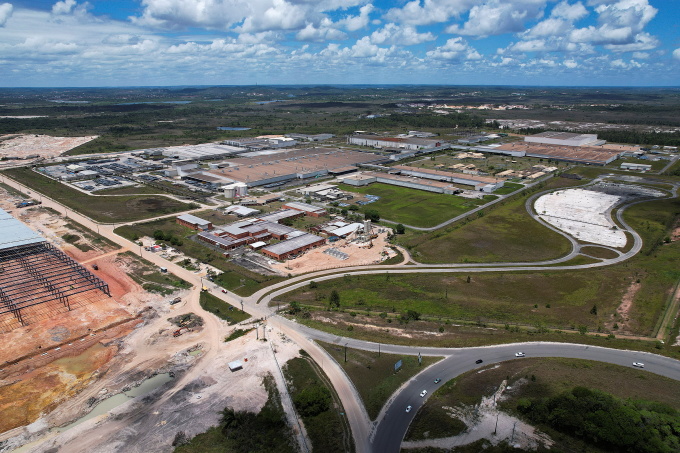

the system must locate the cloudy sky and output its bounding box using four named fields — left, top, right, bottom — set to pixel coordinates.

left=1, top=0, right=678, bottom=87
